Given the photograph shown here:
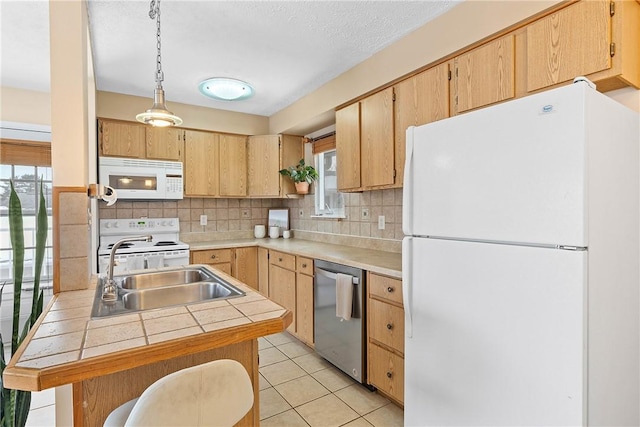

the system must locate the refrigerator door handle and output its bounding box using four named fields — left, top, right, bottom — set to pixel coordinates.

left=402, top=236, right=413, bottom=338
left=402, top=126, right=415, bottom=236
